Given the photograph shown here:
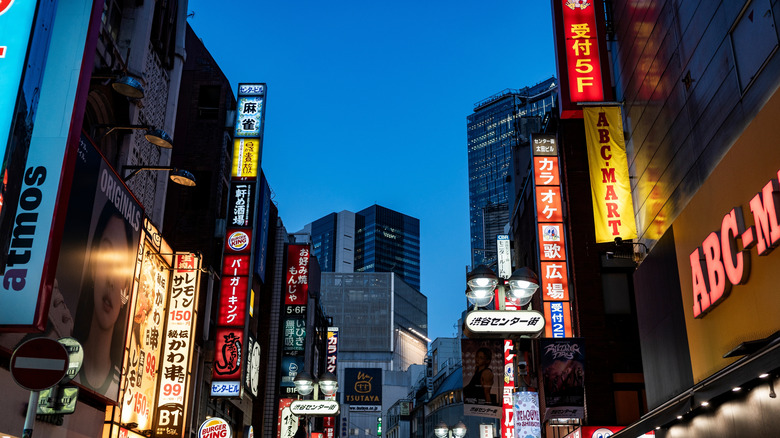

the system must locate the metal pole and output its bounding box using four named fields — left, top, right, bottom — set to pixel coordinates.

left=23, top=391, right=38, bottom=438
